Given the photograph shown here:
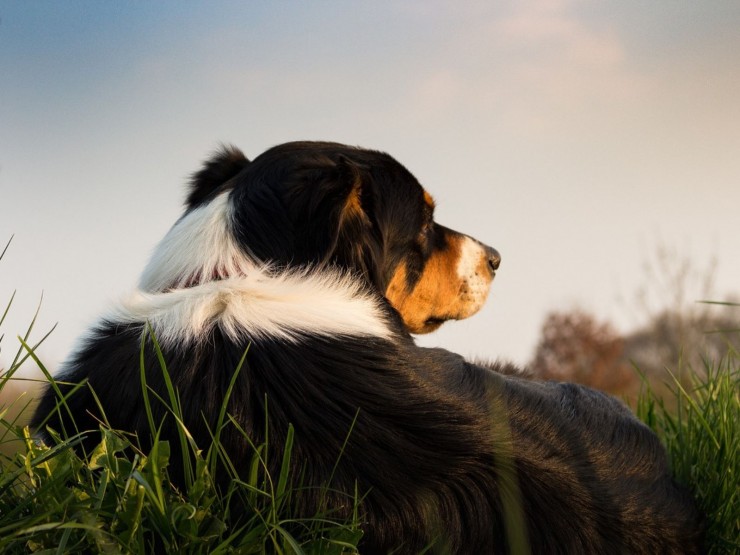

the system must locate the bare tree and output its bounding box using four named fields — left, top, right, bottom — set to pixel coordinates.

left=623, top=244, right=739, bottom=377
